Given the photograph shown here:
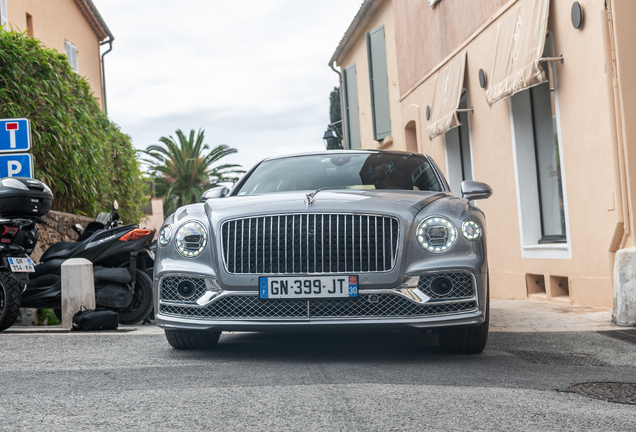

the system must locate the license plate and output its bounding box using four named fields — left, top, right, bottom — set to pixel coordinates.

left=8, top=257, right=35, bottom=273
left=259, top=276, right=358, bottom=299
